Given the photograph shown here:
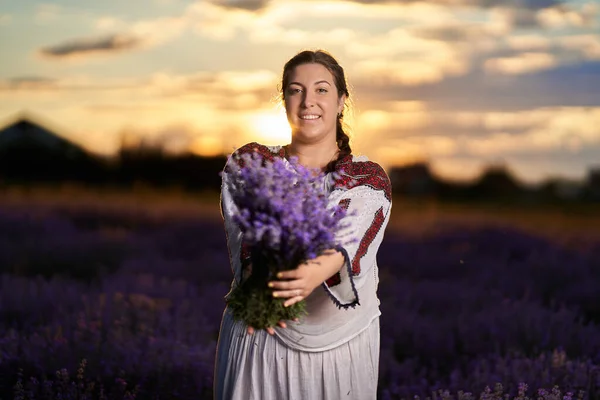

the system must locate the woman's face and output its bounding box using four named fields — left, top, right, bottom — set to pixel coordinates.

left=284, top=63, right=345, bottom=144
